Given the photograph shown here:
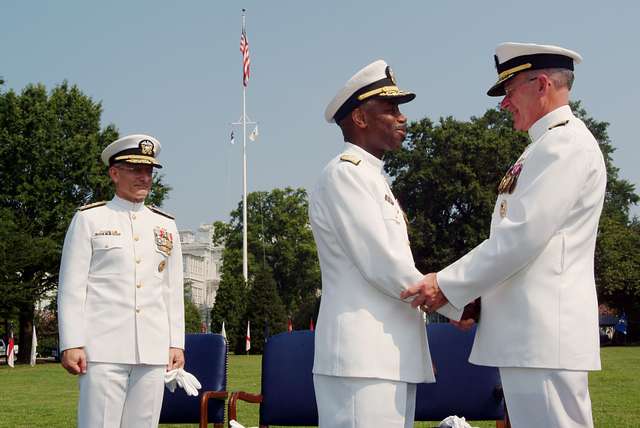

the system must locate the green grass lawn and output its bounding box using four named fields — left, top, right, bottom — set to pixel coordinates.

left=0, top=347, right=638, bottom=428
